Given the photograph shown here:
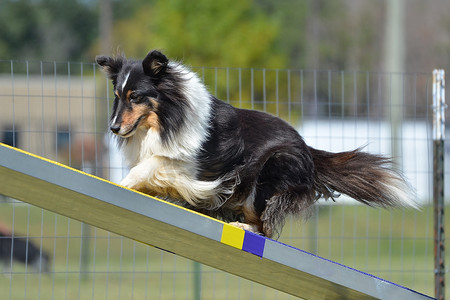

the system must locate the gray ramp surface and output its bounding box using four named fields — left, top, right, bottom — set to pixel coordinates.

left=0, top=143, right=435, bottom=300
